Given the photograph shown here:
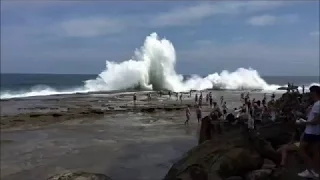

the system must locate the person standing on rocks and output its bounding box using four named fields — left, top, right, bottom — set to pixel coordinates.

left=296, top=85, right=320, bottom=178
left=196, top=105, right=202, bottom=123
left=209, top=92, right=213, bottom=108
left=168, top=91, right=171, bottom=99
left=206, top=93, right=209, bottom=103
left=176, top=92, right=179, bottom=101
left=195, top=93, right=198, bottom=104
left=199, top=93, right=203, bottom=107
left=220, top=96, right=224, bottom=105
left=133, top=93, right=137, bottom=106
left=148, top=93, right=152, bottom=101
left=240, top=93, right=244, bottom=102
left=222, top=102, right=228, bottom=120
left=185, top=105, right=191, bottom=125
